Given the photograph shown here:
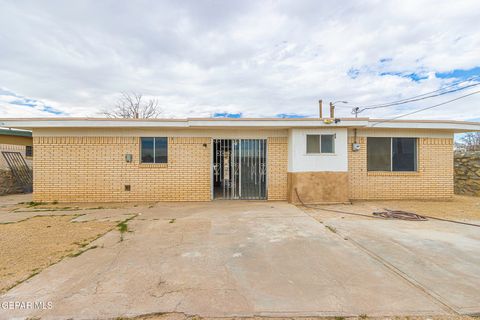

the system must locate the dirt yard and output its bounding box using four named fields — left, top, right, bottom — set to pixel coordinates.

left=306, top=195, right=480, bottom=221
left=0, top=215, right=115, bottom=293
